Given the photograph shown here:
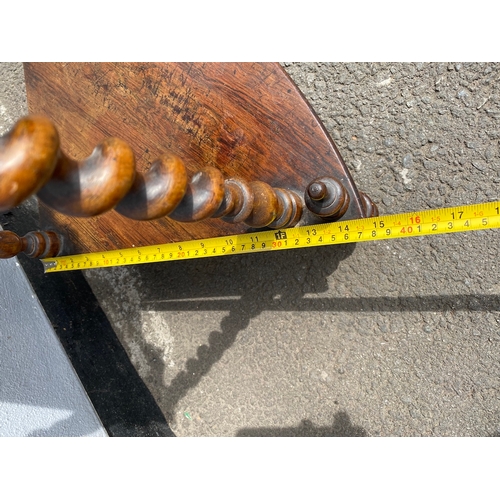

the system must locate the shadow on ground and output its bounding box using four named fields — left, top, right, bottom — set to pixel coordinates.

left=131, top=241, right=356, bottom=426
left=237, top=411, right=367, bottom=437
left=129, top=240, right=499, bottom=430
